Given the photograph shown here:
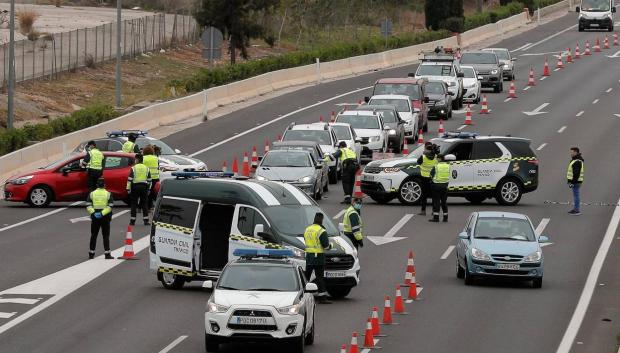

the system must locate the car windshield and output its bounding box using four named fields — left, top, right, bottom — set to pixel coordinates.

left=460, top=53, right=498, bottom=65
left=283, top=130, right=332, bottom=145
left=426, top=82, right=446, bottom=94
left=336, top=115, right=380, bottom=129
left=416, top=64, right=454, bottom=76
left=581, top=0, right=610, bottom=11
left=331, top=125, right=352, bottom=140
left=461, top=67, right=476, bottom=78
left=488, top=49, right=509, bottom=60
left=273, top=145, right=317, bottom=158
left=373, top=83, right=421, bottom=100
left=376, top=110, right=398, bottom=123
left=474, top=217, right=536, bottom=241
left=263, top=205, right=339, bottom=237
left=136, top=138, right=177, bottom=155
left=408, top=140, right=449, bottom=158
left=261, top=152, right=311, bottom=167
left=218, top=264, right=299, bottom=291
left=368, top=99, right=410, bottom=112
left=40, top=155, right=81, bottom=170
